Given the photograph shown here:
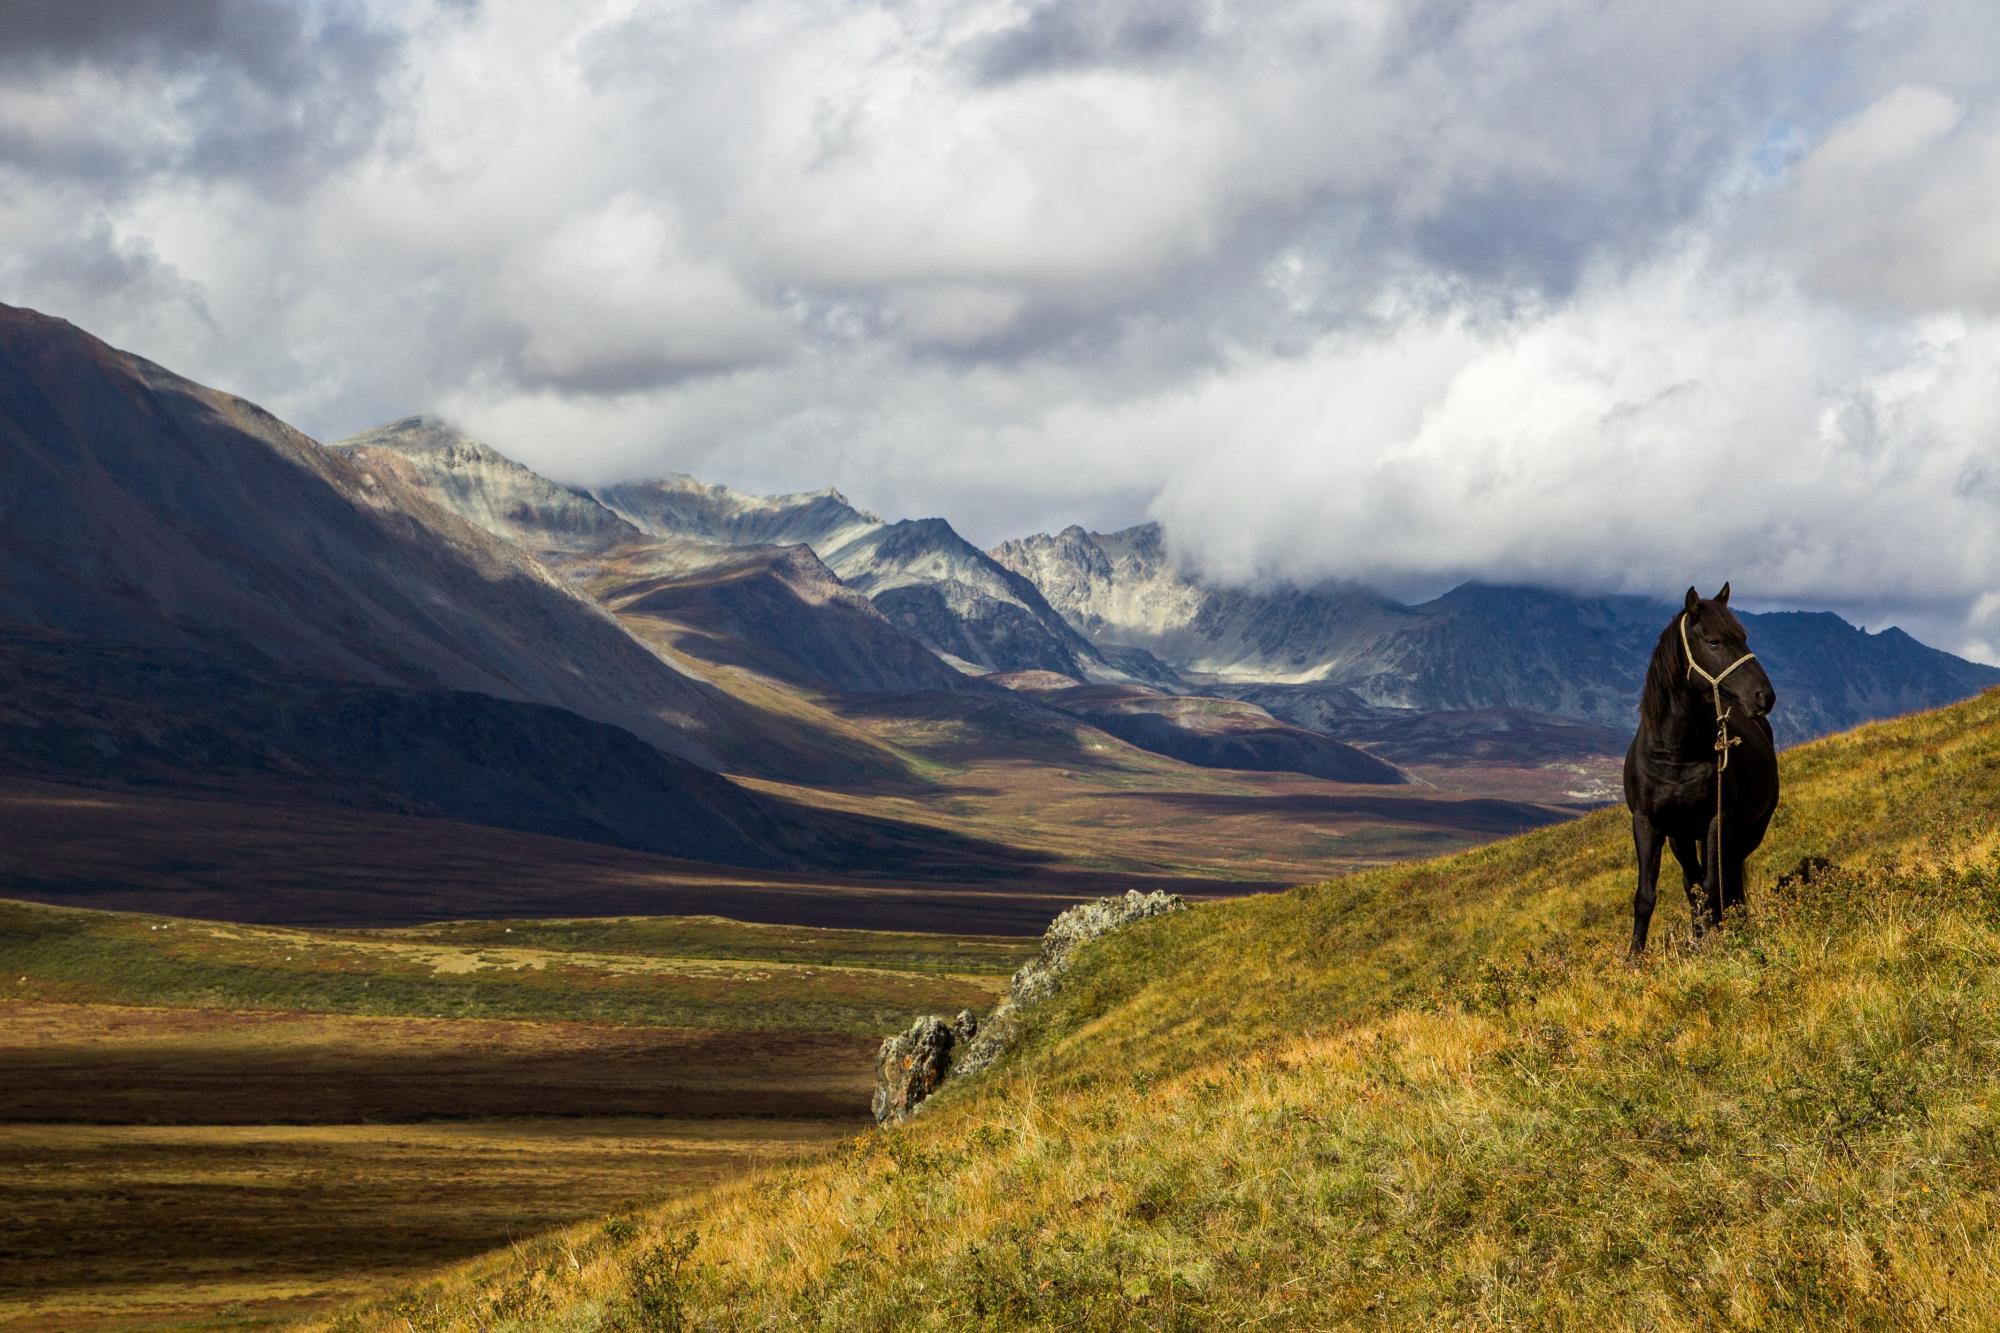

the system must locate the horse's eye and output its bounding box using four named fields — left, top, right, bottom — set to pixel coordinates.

left=1706, top=637, right=1721, bottom=648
